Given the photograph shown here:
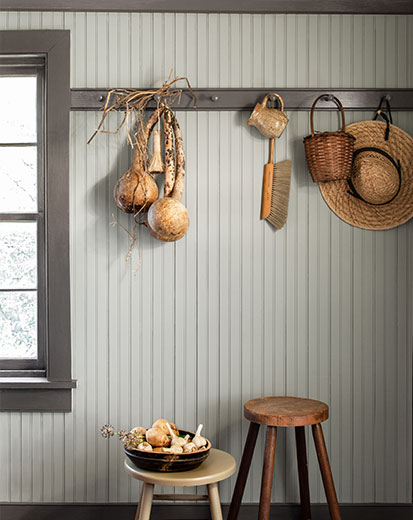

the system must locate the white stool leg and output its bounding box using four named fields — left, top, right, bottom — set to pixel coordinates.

left=134, top=484, right=145, bottom=520
left=137, top=482, right=154, bottom=520
left=207, top=482, right=223, bottom=520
